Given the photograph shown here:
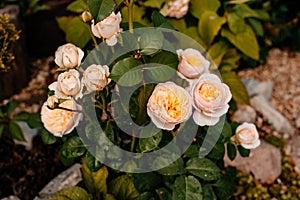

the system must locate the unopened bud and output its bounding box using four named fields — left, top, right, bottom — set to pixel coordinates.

left=81, top=11, right=93, bottom=23
left=47, top=95, right=59, bottom=109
